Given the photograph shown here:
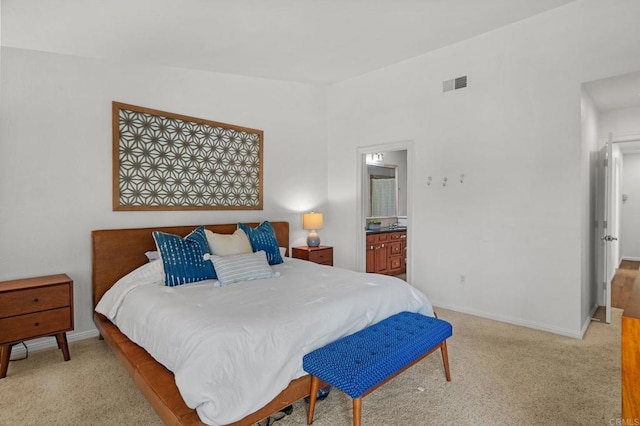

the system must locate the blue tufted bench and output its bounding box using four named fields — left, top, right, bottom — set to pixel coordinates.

left=303, top=311, right=452, bottom=426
